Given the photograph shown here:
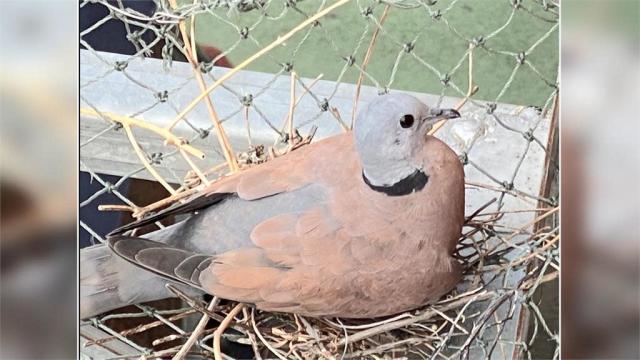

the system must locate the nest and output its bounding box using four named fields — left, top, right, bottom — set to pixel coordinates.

left=83, top=195, right=558, bottom=359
